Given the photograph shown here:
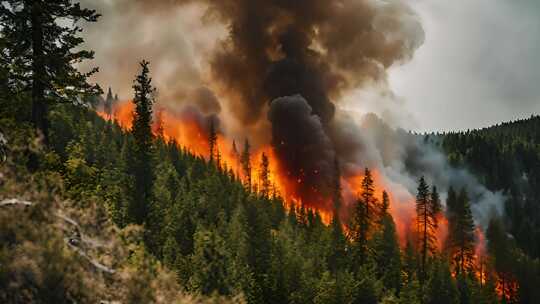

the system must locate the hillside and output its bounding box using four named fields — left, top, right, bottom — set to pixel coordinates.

left=2, top=101, right=540, bottom=303
left=436, top=115, right=540, bottom=258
